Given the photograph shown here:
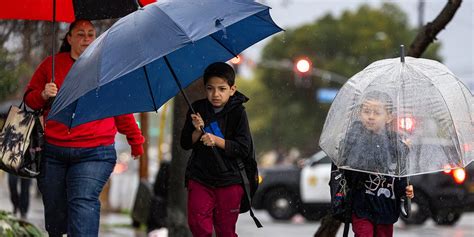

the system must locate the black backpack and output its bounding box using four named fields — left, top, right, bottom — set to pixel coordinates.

left=236, top=136, right=262, bottom=227
left=329, top=165, right=351, bottom=221
left=329, top=163, right=353, bottom=237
